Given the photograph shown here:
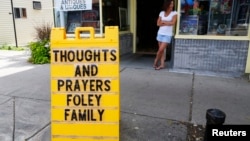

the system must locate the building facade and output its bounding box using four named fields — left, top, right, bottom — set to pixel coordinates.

left=1, top=0, right=249, bottom=76
left=174, top=0, right=250, bottom=76
left=54, top=0, right=250, bottom=76
left=0, top=0, right=54, bottom=46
